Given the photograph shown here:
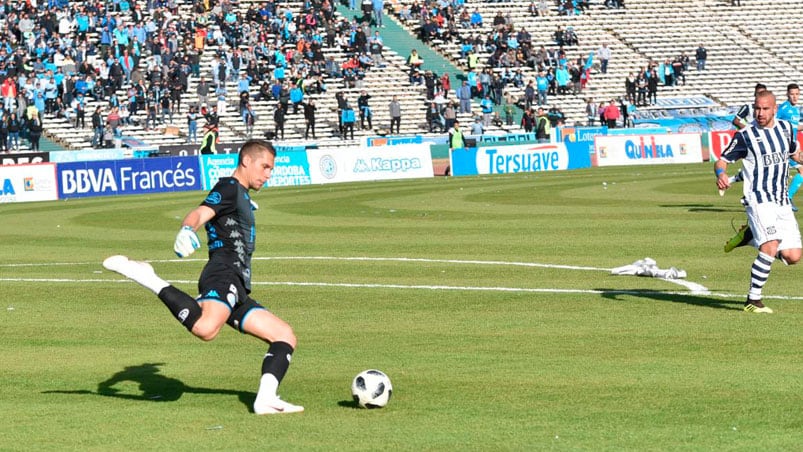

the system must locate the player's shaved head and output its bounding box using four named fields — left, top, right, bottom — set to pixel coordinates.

left=754, top=90, right=777, bottom=128
left=239, top=139, right=276, bottom=167
left=755, top=90, right=776, bottom=105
